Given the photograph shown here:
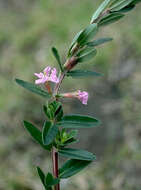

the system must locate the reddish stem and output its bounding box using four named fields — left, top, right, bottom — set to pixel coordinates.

left=45, top=81, right=52, bottom=94
left=52, top=147, right=60, bottom=190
